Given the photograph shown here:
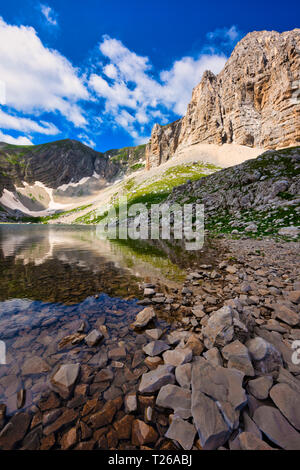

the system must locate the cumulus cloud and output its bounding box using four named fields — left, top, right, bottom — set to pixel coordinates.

left=40, top=4, right=58, bottom=26
left=0, top=109, right=58, bottom=135
left=88, top=35, right=226, bottom=140
left=0, top=131, right=33, bottom=145
left=0, top=17, right=88, bottom=128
